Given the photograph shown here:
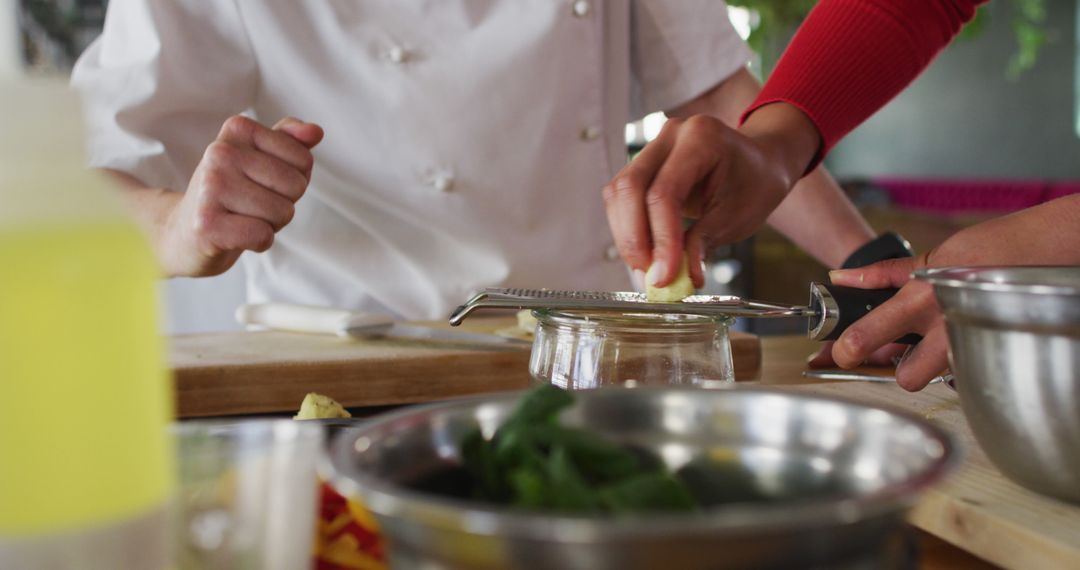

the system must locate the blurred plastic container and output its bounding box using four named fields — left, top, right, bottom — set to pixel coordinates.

left=175, top=420, right=324, bottom=570
left=0, top=79, right=173, bottom=568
